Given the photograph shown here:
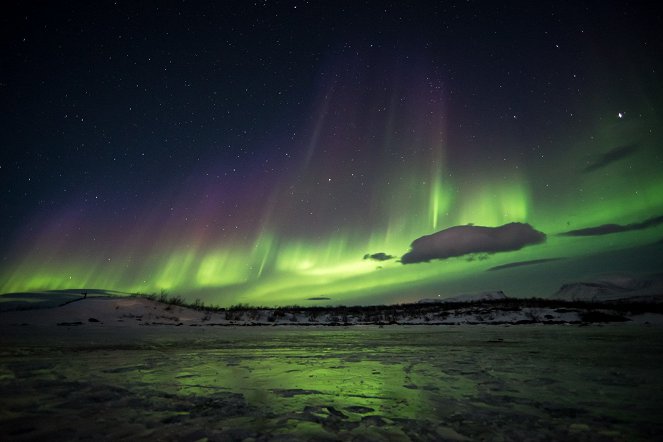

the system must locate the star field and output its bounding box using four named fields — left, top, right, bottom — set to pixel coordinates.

left=1, top=1, right=662, bottom=305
